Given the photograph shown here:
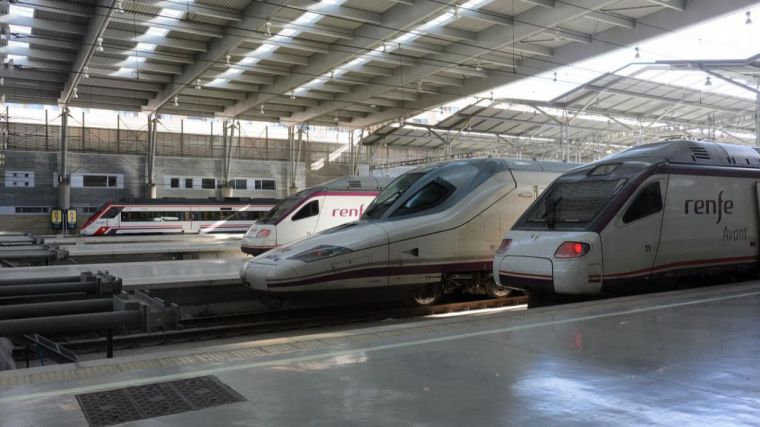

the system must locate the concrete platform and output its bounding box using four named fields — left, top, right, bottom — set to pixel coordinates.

left=0, top=258, right=246, bottom=289
left=1, top=282, right=759, bottom=426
